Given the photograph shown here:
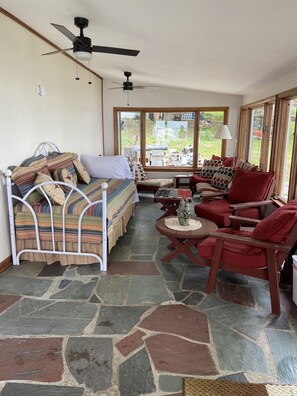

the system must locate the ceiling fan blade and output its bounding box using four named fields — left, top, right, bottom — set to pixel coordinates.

left=108, top=87, right=125, bottom=90
left=51, top=23, right=78, bottom=43
left=133, top=86, right=160, bottom=89
left=112, top=82, right=123, bottom=85
left=92, top=45, right=140, bottom=56
left=42, top=47, right=73, bottom=56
